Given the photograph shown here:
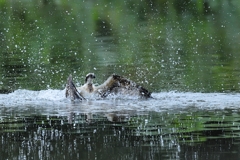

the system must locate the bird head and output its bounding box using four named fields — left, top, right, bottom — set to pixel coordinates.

left=85, top=73, right=96, bottom=84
